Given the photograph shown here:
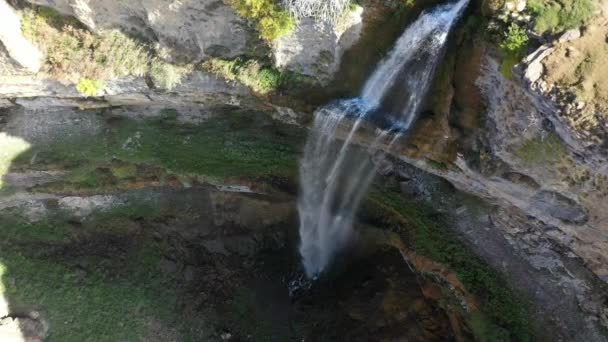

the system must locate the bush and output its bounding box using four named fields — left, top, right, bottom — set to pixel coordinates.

left=21, top=7, right=197, bottom=95
left=150, top=60, right=188, bottom=90
left=22, top=8, right=149, bottom=86
left=499, top=24, right=528, bottom=79
left=230, top=0, right=295, bottom=41
left=203, top=57, right=281, bottom=94
left=527, top=0, right=595, bottom=34
left=203, top=57, right=312, bottom=94
left=500, top=24, right=529, bottom=53
left=76, top=78, right=105, bottom=96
